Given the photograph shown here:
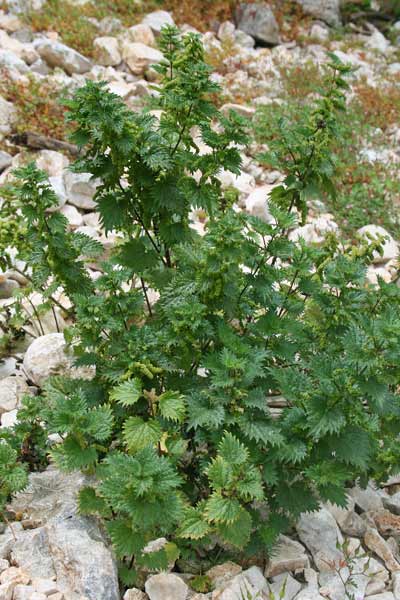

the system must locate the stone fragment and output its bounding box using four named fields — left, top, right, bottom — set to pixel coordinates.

left=0, top=568, right=30, bottom=585
left=371, top=510, right=400, bottom=537
left=141, top=11, right=174, bottom=36
left=10, top=467, right=119, bottom=600
left=289, top=215, right=338, bottom=245
left=265, top=535, right=309, bottom=577
left=23, top=333, right=94, bottom=387
left=0, top=49, right=29, bottom=73
left=296, top=508, right=343, bottom=571
left=0, top=95, right=16, bottom=139
left=31, top=577, right=59, bottom=595
left=123, top=590, right=147, bottom=600
left=145, top=573, right=188, bottom=600
left=121, top=42, right=163, bottom=76
left=364, top=527, right=400, bottom=572
left=35, top=40, right=91, bottom=75
left=211, top=566, right=270, bottom=600
left=0, top=581, right=16, bottom=600
left=63, top=170, right=98, bottom=210
left=121, top=24, right=155, bottom=47
left=0, top=409, right=17, bottom=428
left=0, top=151, right=12, bottom=172
left=0, top=376, right=29, bottom=414
left=13, top=585, right=36, bottom=600
left=270, top=573, right=301, bottom=600
left=0, top=276, right=18, bottom=299
left=326, top=499, right=366, bottom=537
left=245, top=184, right=274, bottom=223
left=93, top=36, right=121, bottom=66
left=294, top=0, right=341, bottom=26
left=206, top=562, right=242, bottom=589
left=60, top=204, right=84, bottom=229
left=366, top=30, right=390, bottom=53
left=235, top=3, right=280, bottom=46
